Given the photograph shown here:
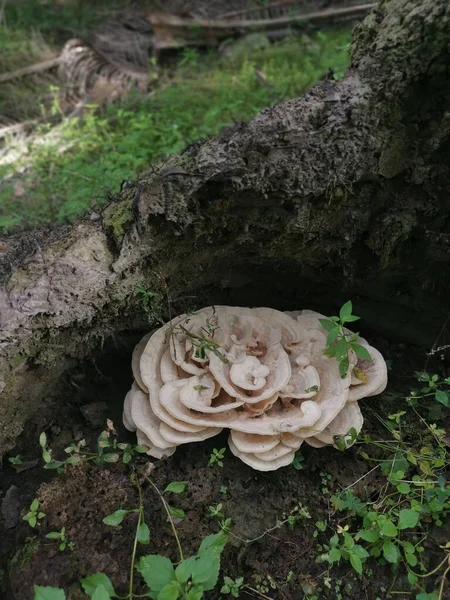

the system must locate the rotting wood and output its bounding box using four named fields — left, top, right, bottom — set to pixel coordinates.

left=150, top=3, right=377, bottom=49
